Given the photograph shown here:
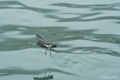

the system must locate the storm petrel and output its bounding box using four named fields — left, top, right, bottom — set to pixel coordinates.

left=36, top=34, right=59, bottom=56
